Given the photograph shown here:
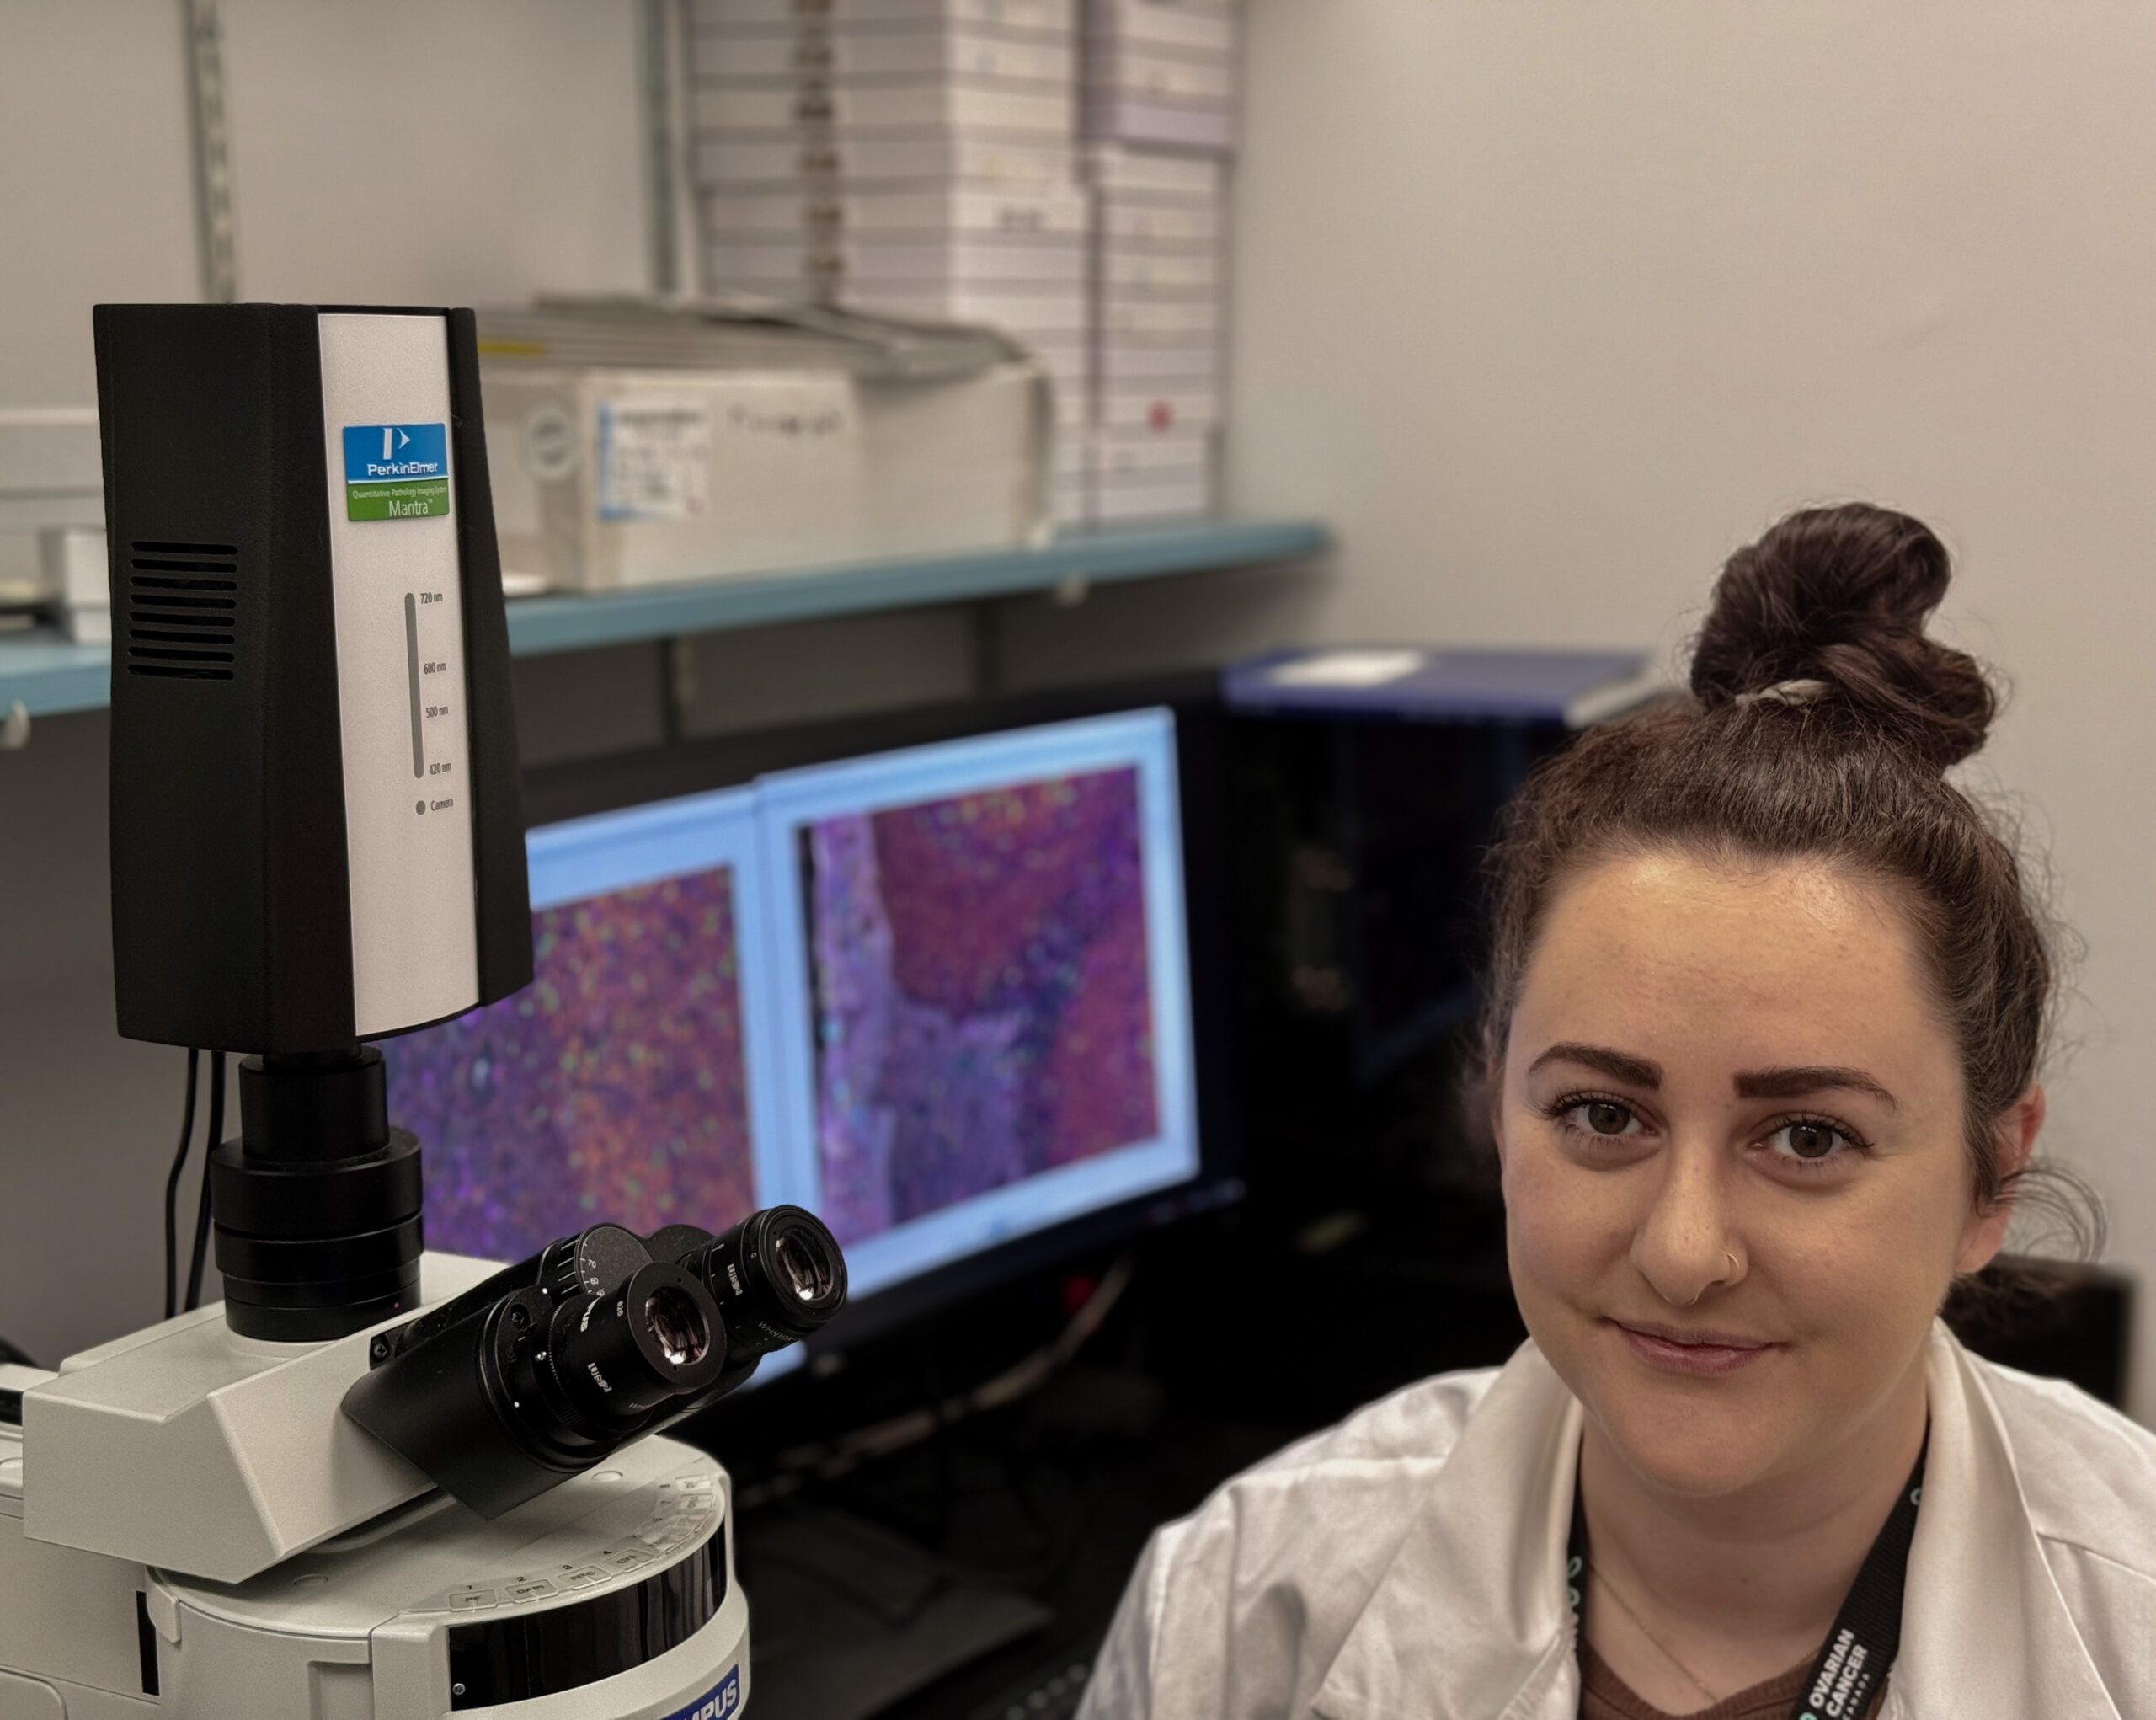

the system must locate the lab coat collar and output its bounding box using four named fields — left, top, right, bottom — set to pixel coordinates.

left=1309, top=1324, right=2116, bottom=1720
